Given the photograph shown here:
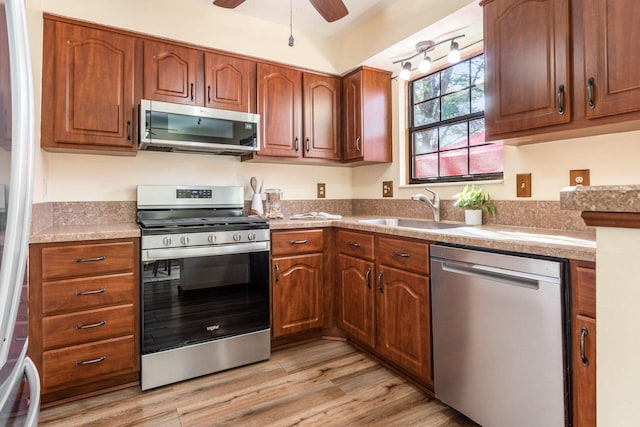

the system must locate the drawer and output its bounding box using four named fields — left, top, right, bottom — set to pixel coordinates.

left=377, top=236, right=429, bottom=275
left=336, top=230, right=374, bottom=260
left=574, top=265, right=596, bottom=318
left=41, top=240, right=135, bottom=281
left=42, top=335, right=136, bottom=392
left=42, top=272, right=135, bottom=315
left=42, top=304, right=135, bottom=350
left=271, top=229, right=323, bottom=256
